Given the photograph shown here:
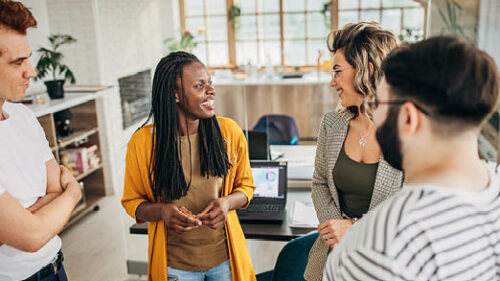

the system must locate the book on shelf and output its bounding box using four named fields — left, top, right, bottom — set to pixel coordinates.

left=60, top=144, right=101, bottom=176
